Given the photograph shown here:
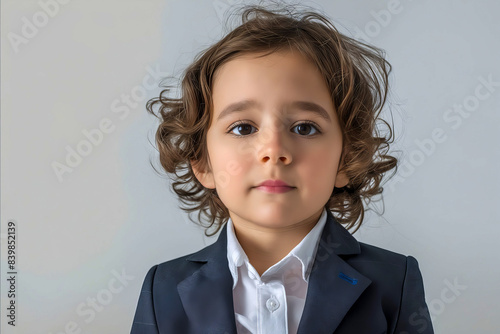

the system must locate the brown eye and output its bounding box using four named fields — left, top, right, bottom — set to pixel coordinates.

left=293, top=123, right=319, bottom=136
left=230, top=123, right=256, bottom=136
